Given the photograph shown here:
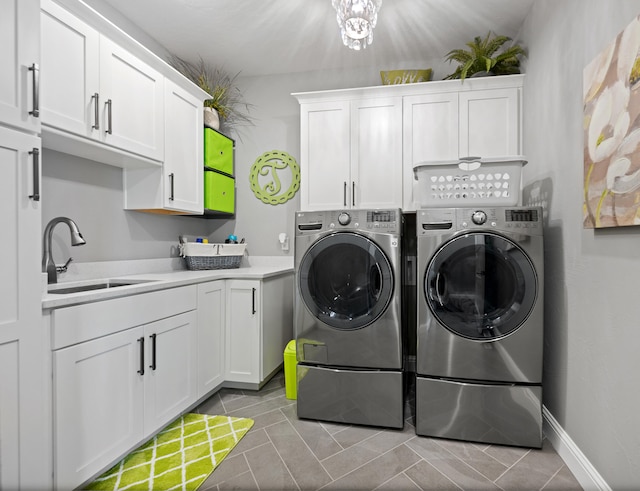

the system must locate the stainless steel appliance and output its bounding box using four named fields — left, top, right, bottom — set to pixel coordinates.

left=295, top=209, right=403, bottom=428
left=415, top=207, right=544, bottom=447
